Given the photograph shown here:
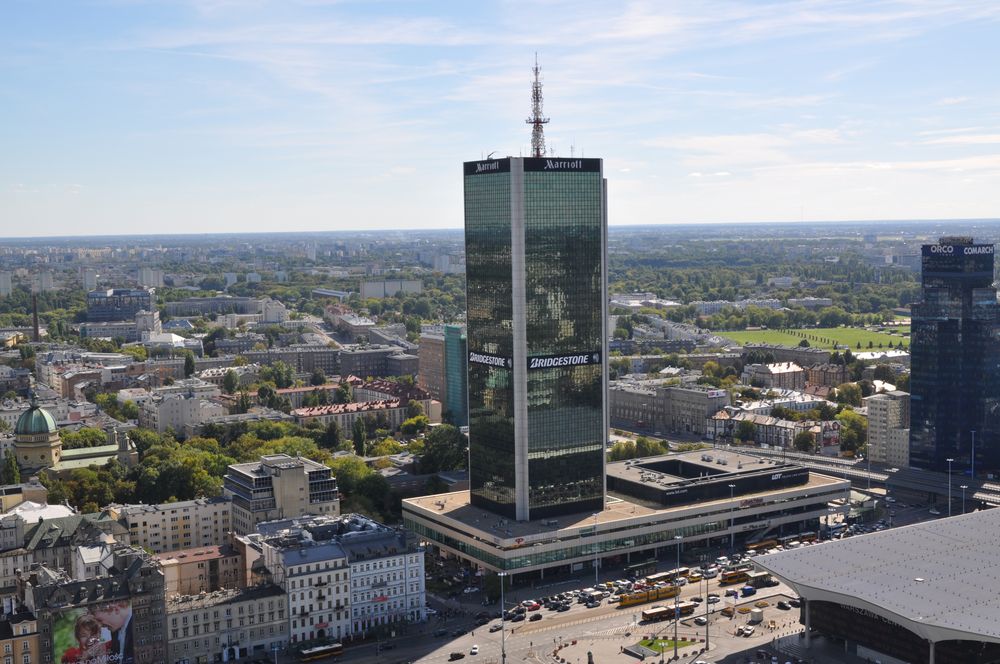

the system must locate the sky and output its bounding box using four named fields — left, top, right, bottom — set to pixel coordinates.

left=2, top=0, right=1000, bottom=238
